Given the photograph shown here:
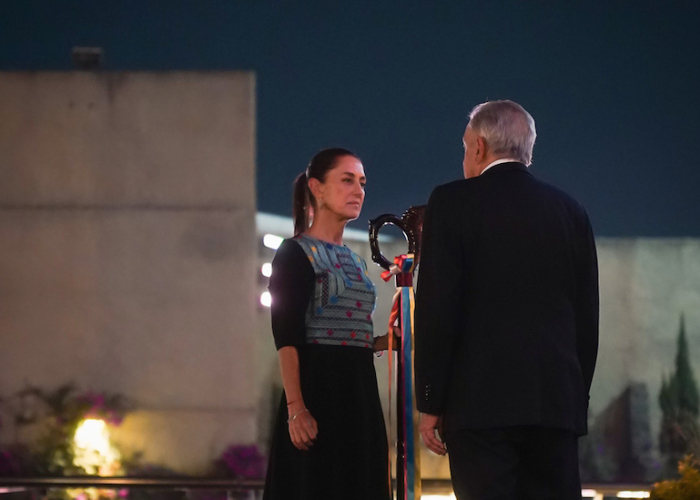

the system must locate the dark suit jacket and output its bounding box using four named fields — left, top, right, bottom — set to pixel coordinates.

left=414, top=162, right=599, bottom=436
